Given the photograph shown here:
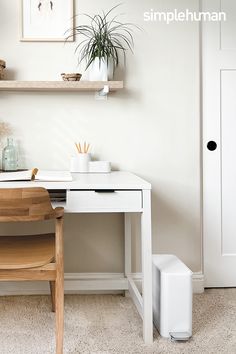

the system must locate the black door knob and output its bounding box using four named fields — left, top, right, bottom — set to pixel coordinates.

left=207, top=141, right=217, bottom=151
